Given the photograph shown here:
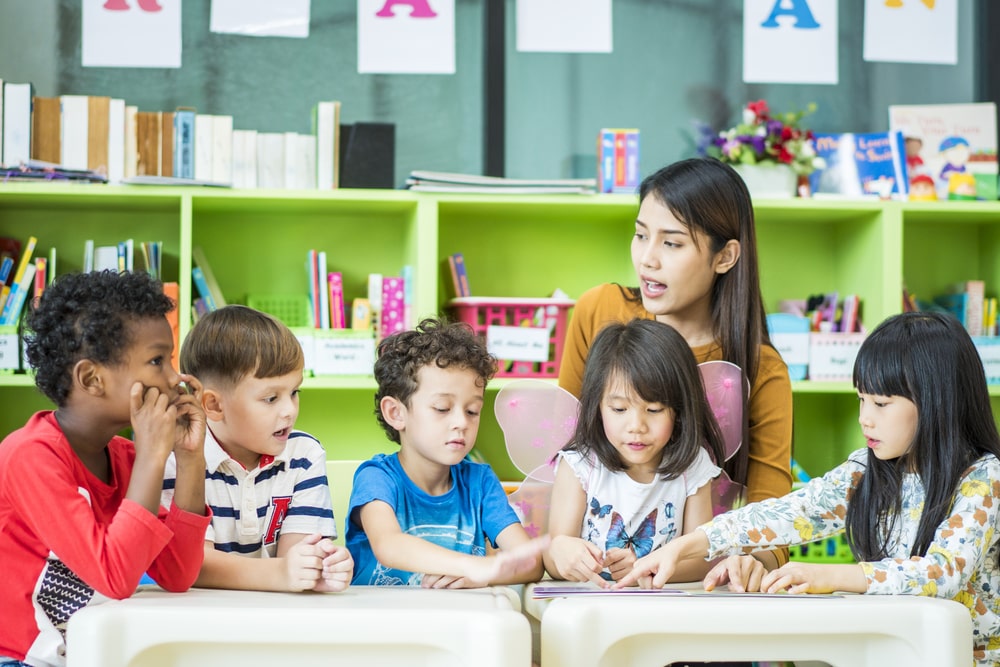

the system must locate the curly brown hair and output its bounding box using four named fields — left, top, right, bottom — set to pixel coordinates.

left=373, top=317, right=496, bottom=444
